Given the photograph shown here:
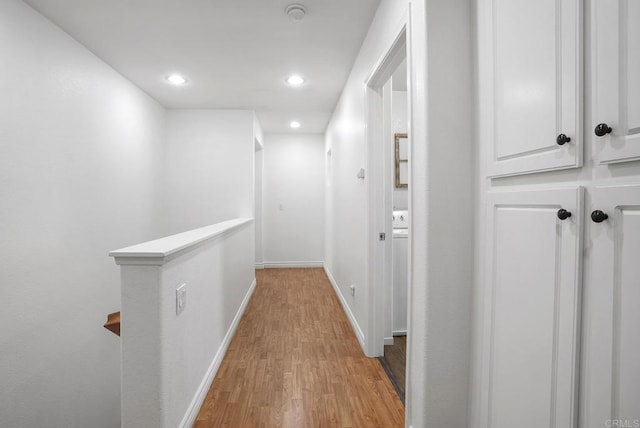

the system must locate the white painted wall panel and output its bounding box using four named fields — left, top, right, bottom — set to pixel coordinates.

left=254, top=115, right=265, bottom=267
left=0, top=1, right=165, bottom=426
left=326, top=1, right=475, bottom=427
left=113, top=220, right=255, bottom=428
left=413, top=1, right=475, bottom=426
left=263, top=134, right=324, bottom=265
left=160, top=223, right=254, bottom=428
left=324, top=0, right=410, bottom=361
left=255, top=149, right=264, bottom=266
left=162, top=110, right=255, bottom=235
